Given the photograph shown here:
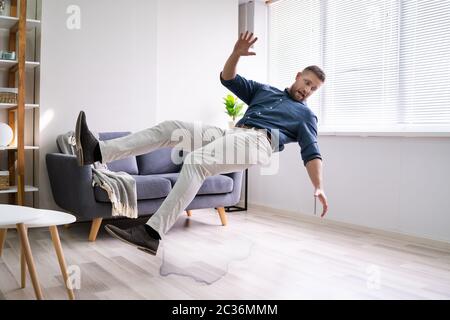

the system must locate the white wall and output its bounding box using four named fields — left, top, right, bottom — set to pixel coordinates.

left=238, top=0, right=268, bottom=84
left=39, top=0, right=238, bottom=209
left=39, top=0, right=158, bottom=209
left=155, top=0, right=238, bottom=126
left=249, top=136, right=450, bottom=243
